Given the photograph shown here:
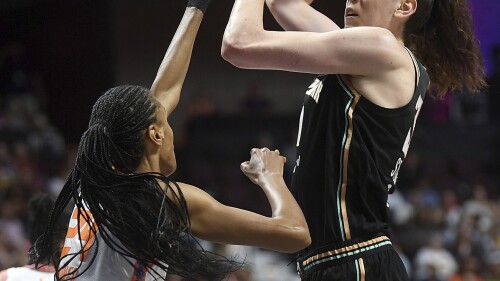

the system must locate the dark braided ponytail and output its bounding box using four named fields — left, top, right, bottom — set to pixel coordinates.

left=31, top=85, right=236, bottom=281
